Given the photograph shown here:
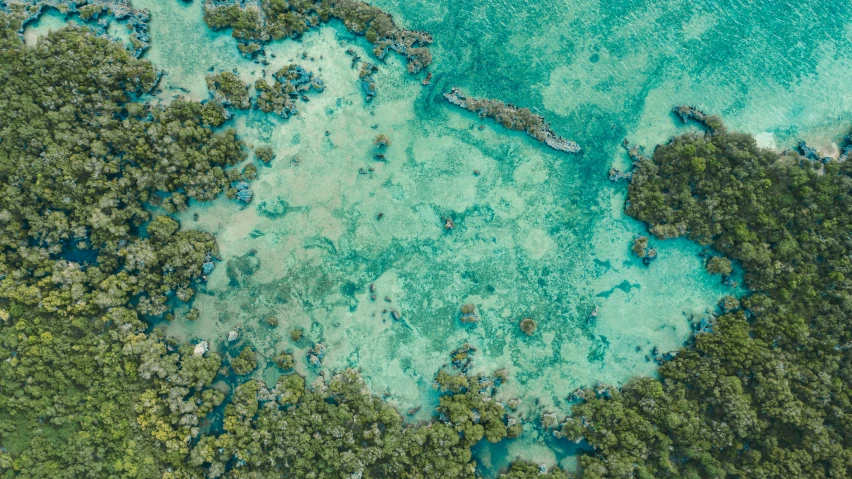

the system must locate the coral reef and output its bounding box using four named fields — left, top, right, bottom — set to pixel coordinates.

left=450, top=342, right=477, bottom=371
left=519, top=317, right=537, bottom=335
left=459, top=302, right=479, bottom=323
